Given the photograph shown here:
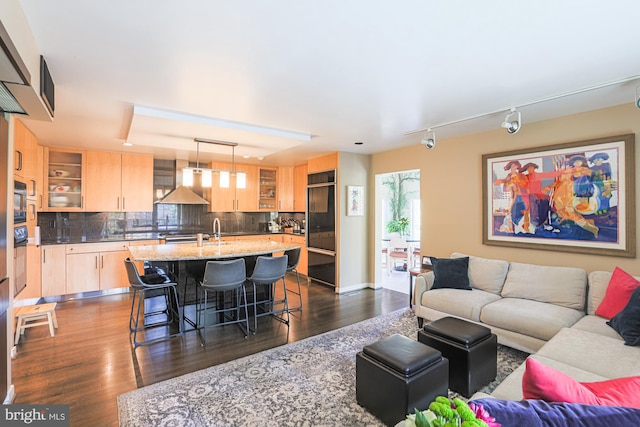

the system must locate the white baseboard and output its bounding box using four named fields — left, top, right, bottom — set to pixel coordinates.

left=3, top=385, right=15, bottom=404
left=335, top=282, right=376, bottom=294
